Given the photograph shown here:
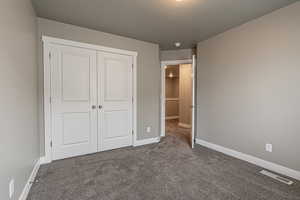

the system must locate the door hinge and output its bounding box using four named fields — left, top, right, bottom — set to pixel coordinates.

left=50, top=97, right=52, bottom=104
left=132, top=97, right=134, bottom=103
left=50, top=141, right=52, bottom=148
left=49, top=52, right=51, bottom=59
left=132, top=130, right=134, bottom=135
